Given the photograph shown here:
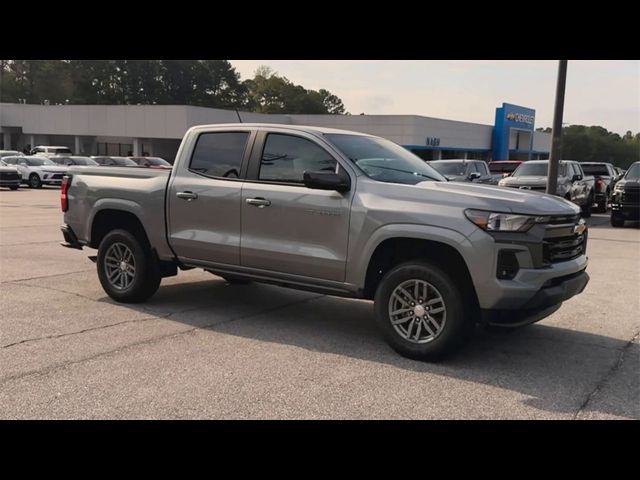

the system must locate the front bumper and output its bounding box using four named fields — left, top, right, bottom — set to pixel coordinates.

left=482, top=269, right=589, bottom=327
left=611, top=202, right=640, bottom=219
left=0, top=179, right=21, bottom=187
